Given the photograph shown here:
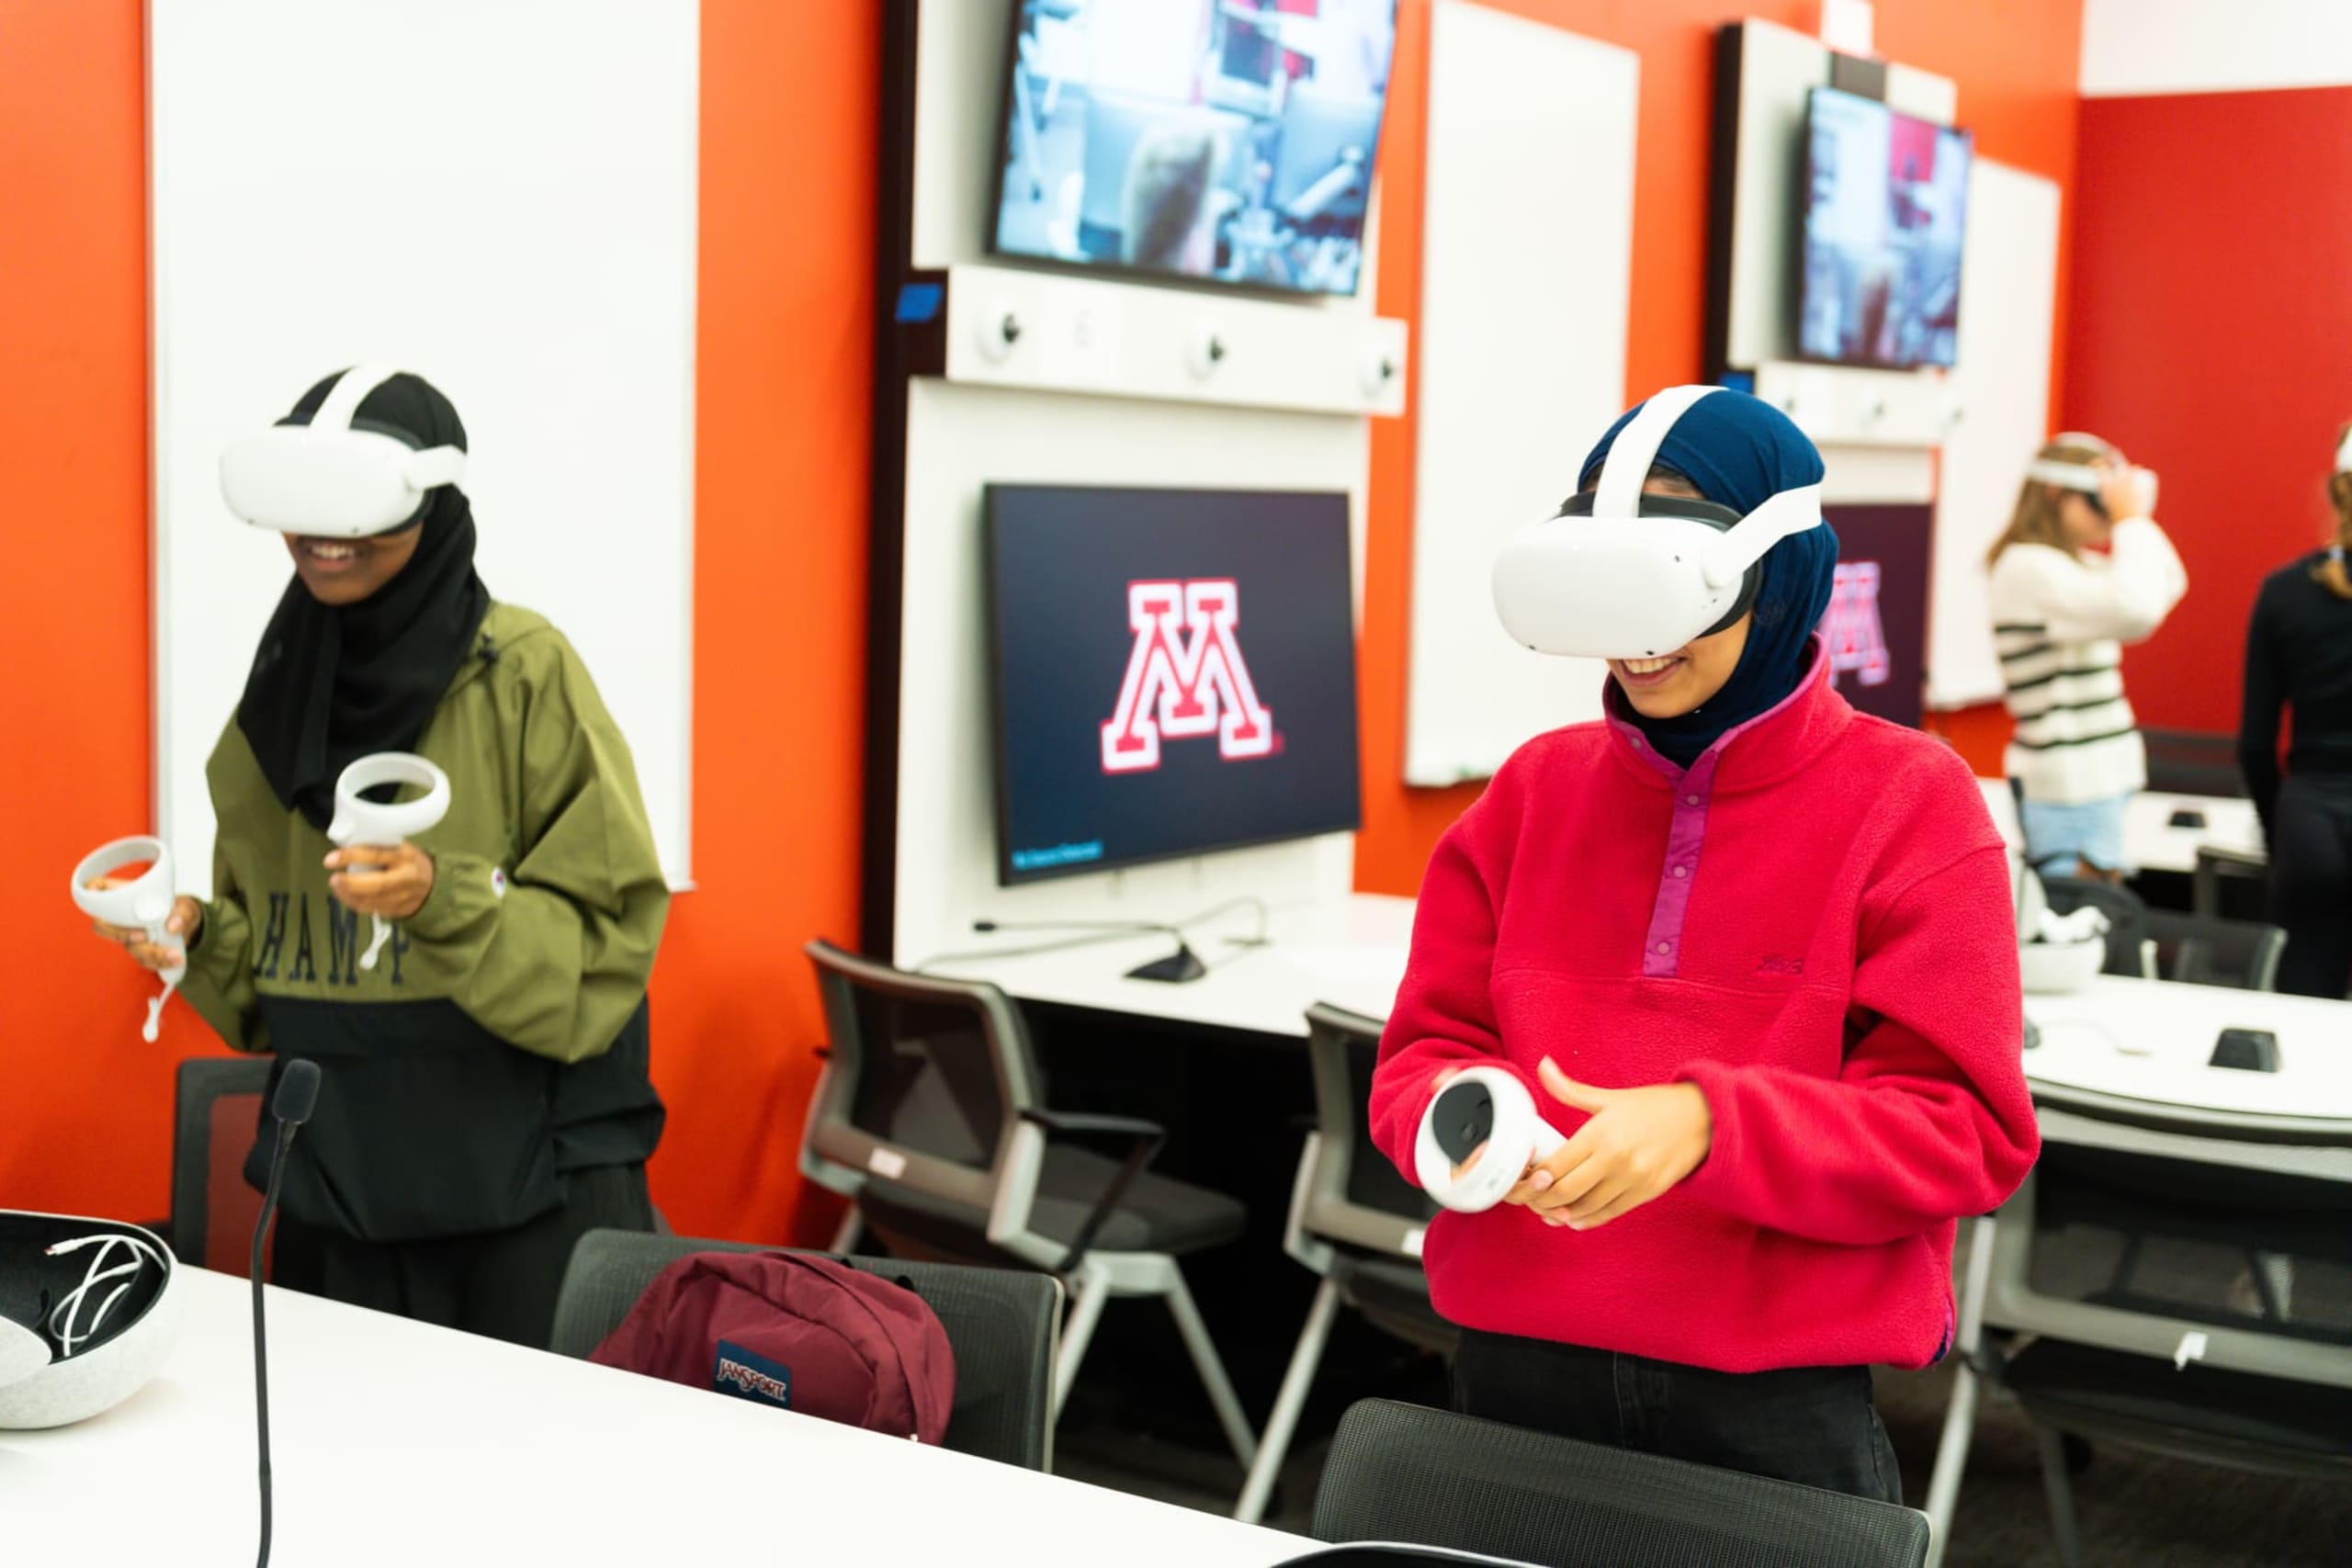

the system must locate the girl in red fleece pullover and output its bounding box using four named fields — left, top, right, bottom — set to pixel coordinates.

left=1374, top=389, right=2039, bottom=1502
